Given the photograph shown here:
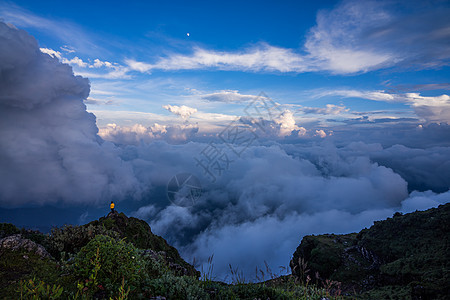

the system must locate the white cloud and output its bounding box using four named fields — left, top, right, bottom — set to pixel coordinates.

left=315, top=129, right=327, bottom=138
left=74, top=66, right=131, bottom=79
left=91, top=58, right=112, bottom=68
left=304, top=0, right=396, bottom=74
left=405, top=93, right=450, bottom=107
left=40, top=48, right=61, bottom=59
left=316, top=89, right=450, bottom=124
left=60, top=45, right=75, bottom=53
left=59, top=56, right=130, bottom=79
left=98, top=123, right=199, bottom=145
left=274, top=110, right=307, bottom=137
left=126, top=44, right=308, bottom=73
left=301, top=104, right=350, bottom=115
left=40, top=45, right=130, bottom=79
left=163, top=104, right=198, bottom=119
left=127, top=34, right=384, bottom=75
left=201, top=90, right=260, bottom=103
left=315, top=89, right=396, bottom=102
left=125, top=40, right=392, bottom=75
left=403, top=93, right=450, bottom=124
left=62, top=56, right=88, bottom=68
left=239, top=109, right=308, bottom=139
